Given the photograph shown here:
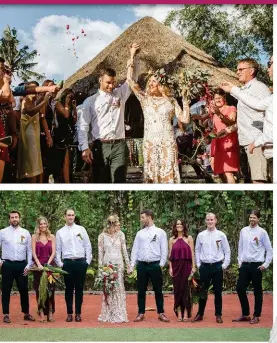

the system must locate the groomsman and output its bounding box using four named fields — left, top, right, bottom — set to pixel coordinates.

left=0, top=211, right=35, bottom=323
left=130, top=209, right=170, bottom=322
left=56, top=208, right=92, bottom=322
left=192, top=213, right=230, bottom=324
left=233, top=210, right=273, bottom=324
